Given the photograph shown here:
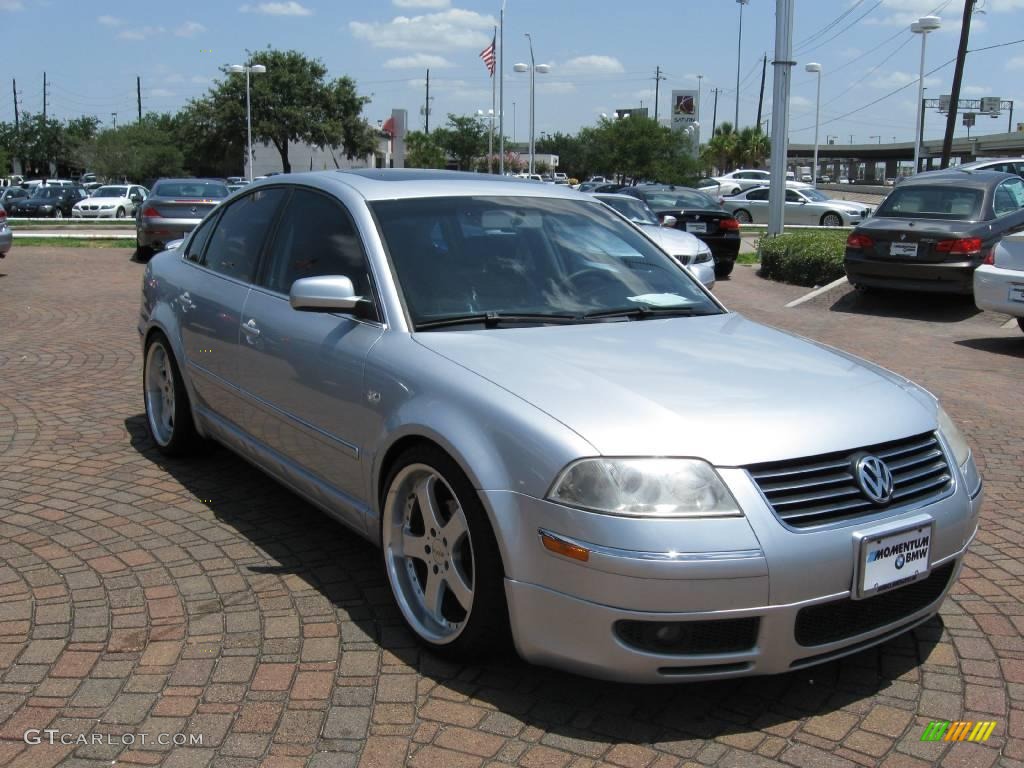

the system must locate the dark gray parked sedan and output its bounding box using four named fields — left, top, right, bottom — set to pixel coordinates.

left=139, top=170, right=981, bottom=682
left=135, top=178, right=230, bottom=259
